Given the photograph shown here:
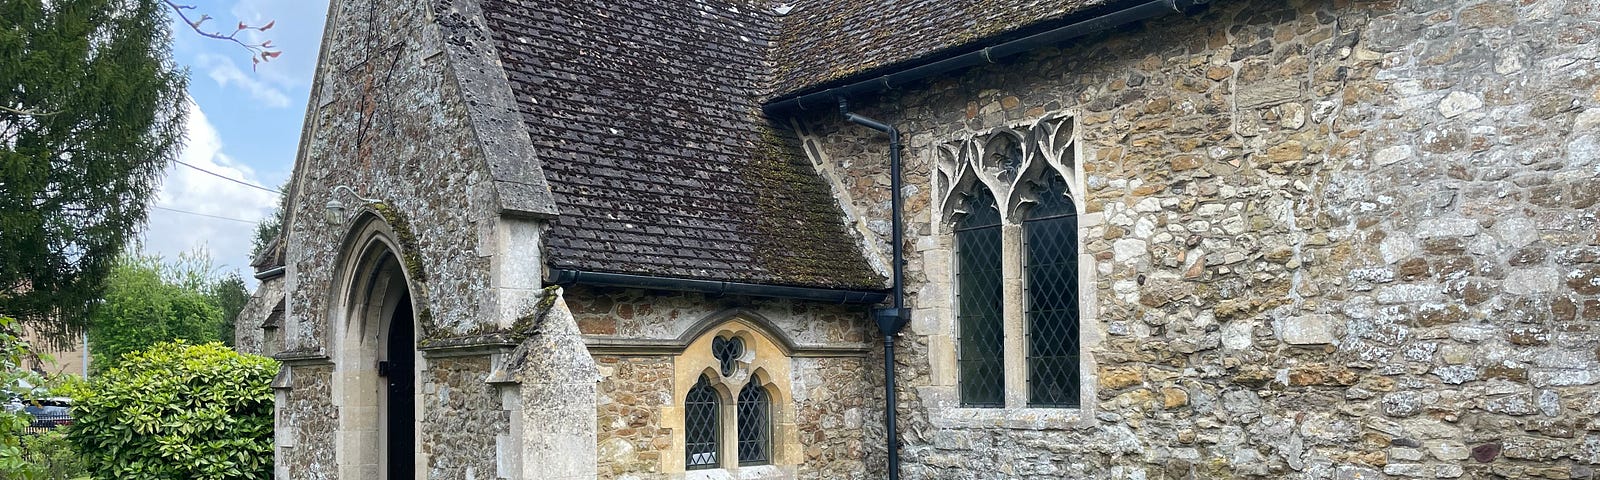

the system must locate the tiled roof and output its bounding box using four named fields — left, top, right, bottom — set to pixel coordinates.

left=768, top=0, right=1112, bottom=97
left=482, top=0, right=886, bottom=290
left=250, top=235, right=285, bottom=270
